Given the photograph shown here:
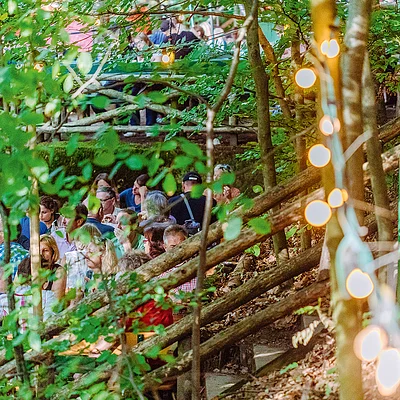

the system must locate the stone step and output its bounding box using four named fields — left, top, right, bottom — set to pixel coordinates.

left=205, top=373, right=246, bottom=400
left=253, top=345, right=286, bottom=371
